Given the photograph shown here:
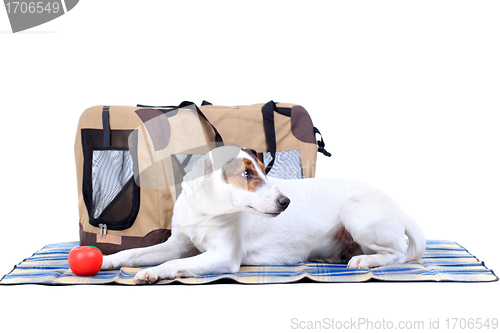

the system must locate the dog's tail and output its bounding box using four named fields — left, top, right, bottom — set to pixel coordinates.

left=404, top=217, right=426, bottom=261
